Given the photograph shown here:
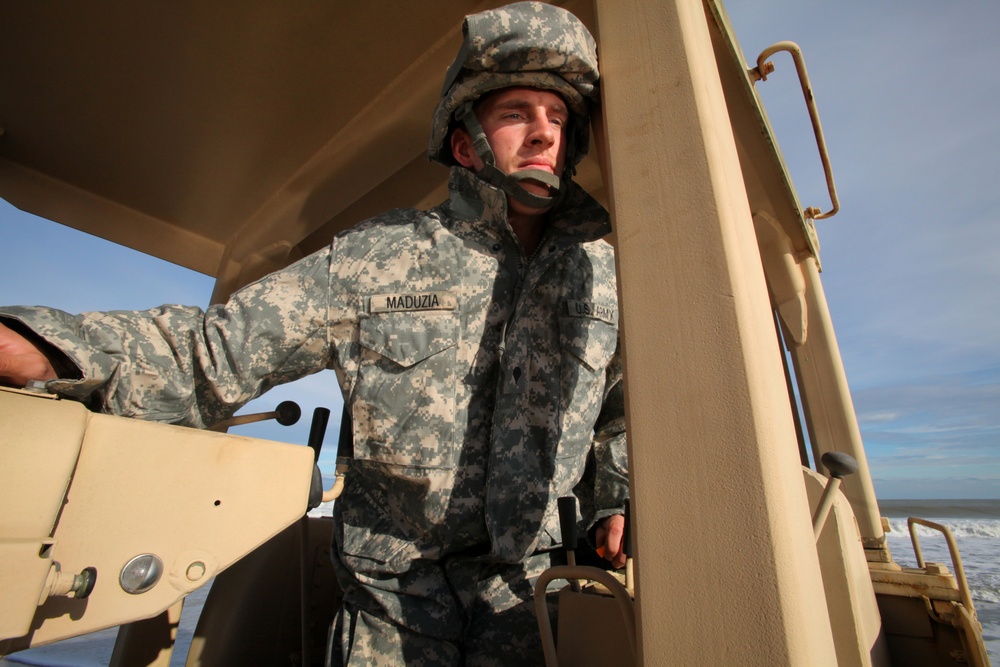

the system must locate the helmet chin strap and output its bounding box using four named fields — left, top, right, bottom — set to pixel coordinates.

left=455, top=102, right=565, bottom=210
